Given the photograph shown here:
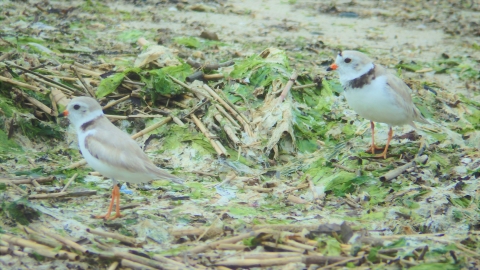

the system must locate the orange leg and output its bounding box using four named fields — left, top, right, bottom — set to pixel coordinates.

left=110, top=185, right=123, bottom=220
left=369, top=121, right=384, bottom=154
left=94, top=184, right=123, bottom=220
left=375, top=126, right=393, bottom=159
